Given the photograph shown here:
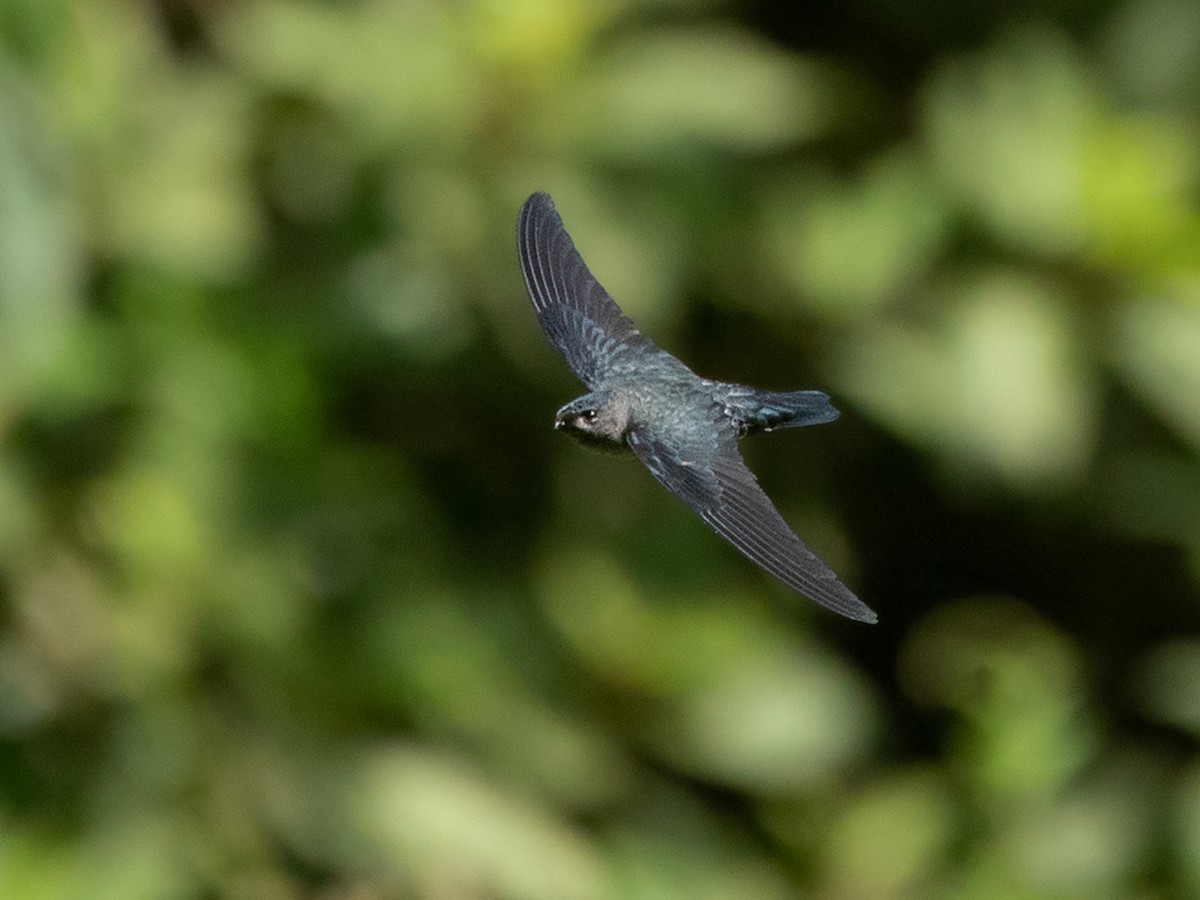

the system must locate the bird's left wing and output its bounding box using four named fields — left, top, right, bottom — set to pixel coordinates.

left=627, top=422, right=877, bottom=623
left=517, top=192, right=666, bottom=388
